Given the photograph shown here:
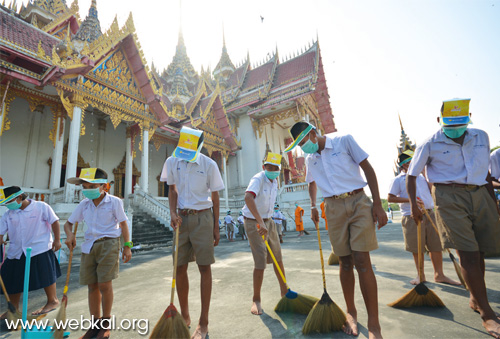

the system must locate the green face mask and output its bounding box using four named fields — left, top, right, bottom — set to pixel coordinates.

left=442, top=125, right=467, bottom=139
left=6, top=200, right=22, bottom=210
left=82, top=188, right=102, bottom=200
left=265, top=170, right=280, bottom=180
left=301, top=139, right=319, bottom=154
